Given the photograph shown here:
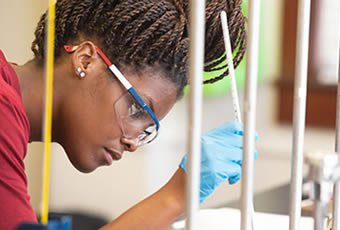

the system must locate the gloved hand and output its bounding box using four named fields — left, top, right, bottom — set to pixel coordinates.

left=179, top=121, right=258, bottom=203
